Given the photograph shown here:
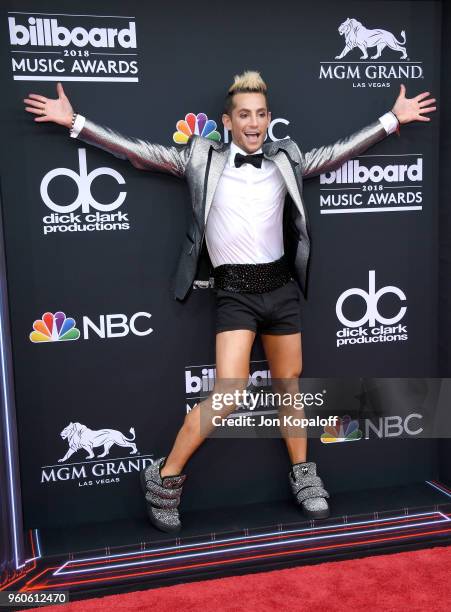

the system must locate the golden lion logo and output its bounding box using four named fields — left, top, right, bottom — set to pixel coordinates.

left=335, top=18, right=408, bottom=60
left=58, top=422, right=138, bottom=462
